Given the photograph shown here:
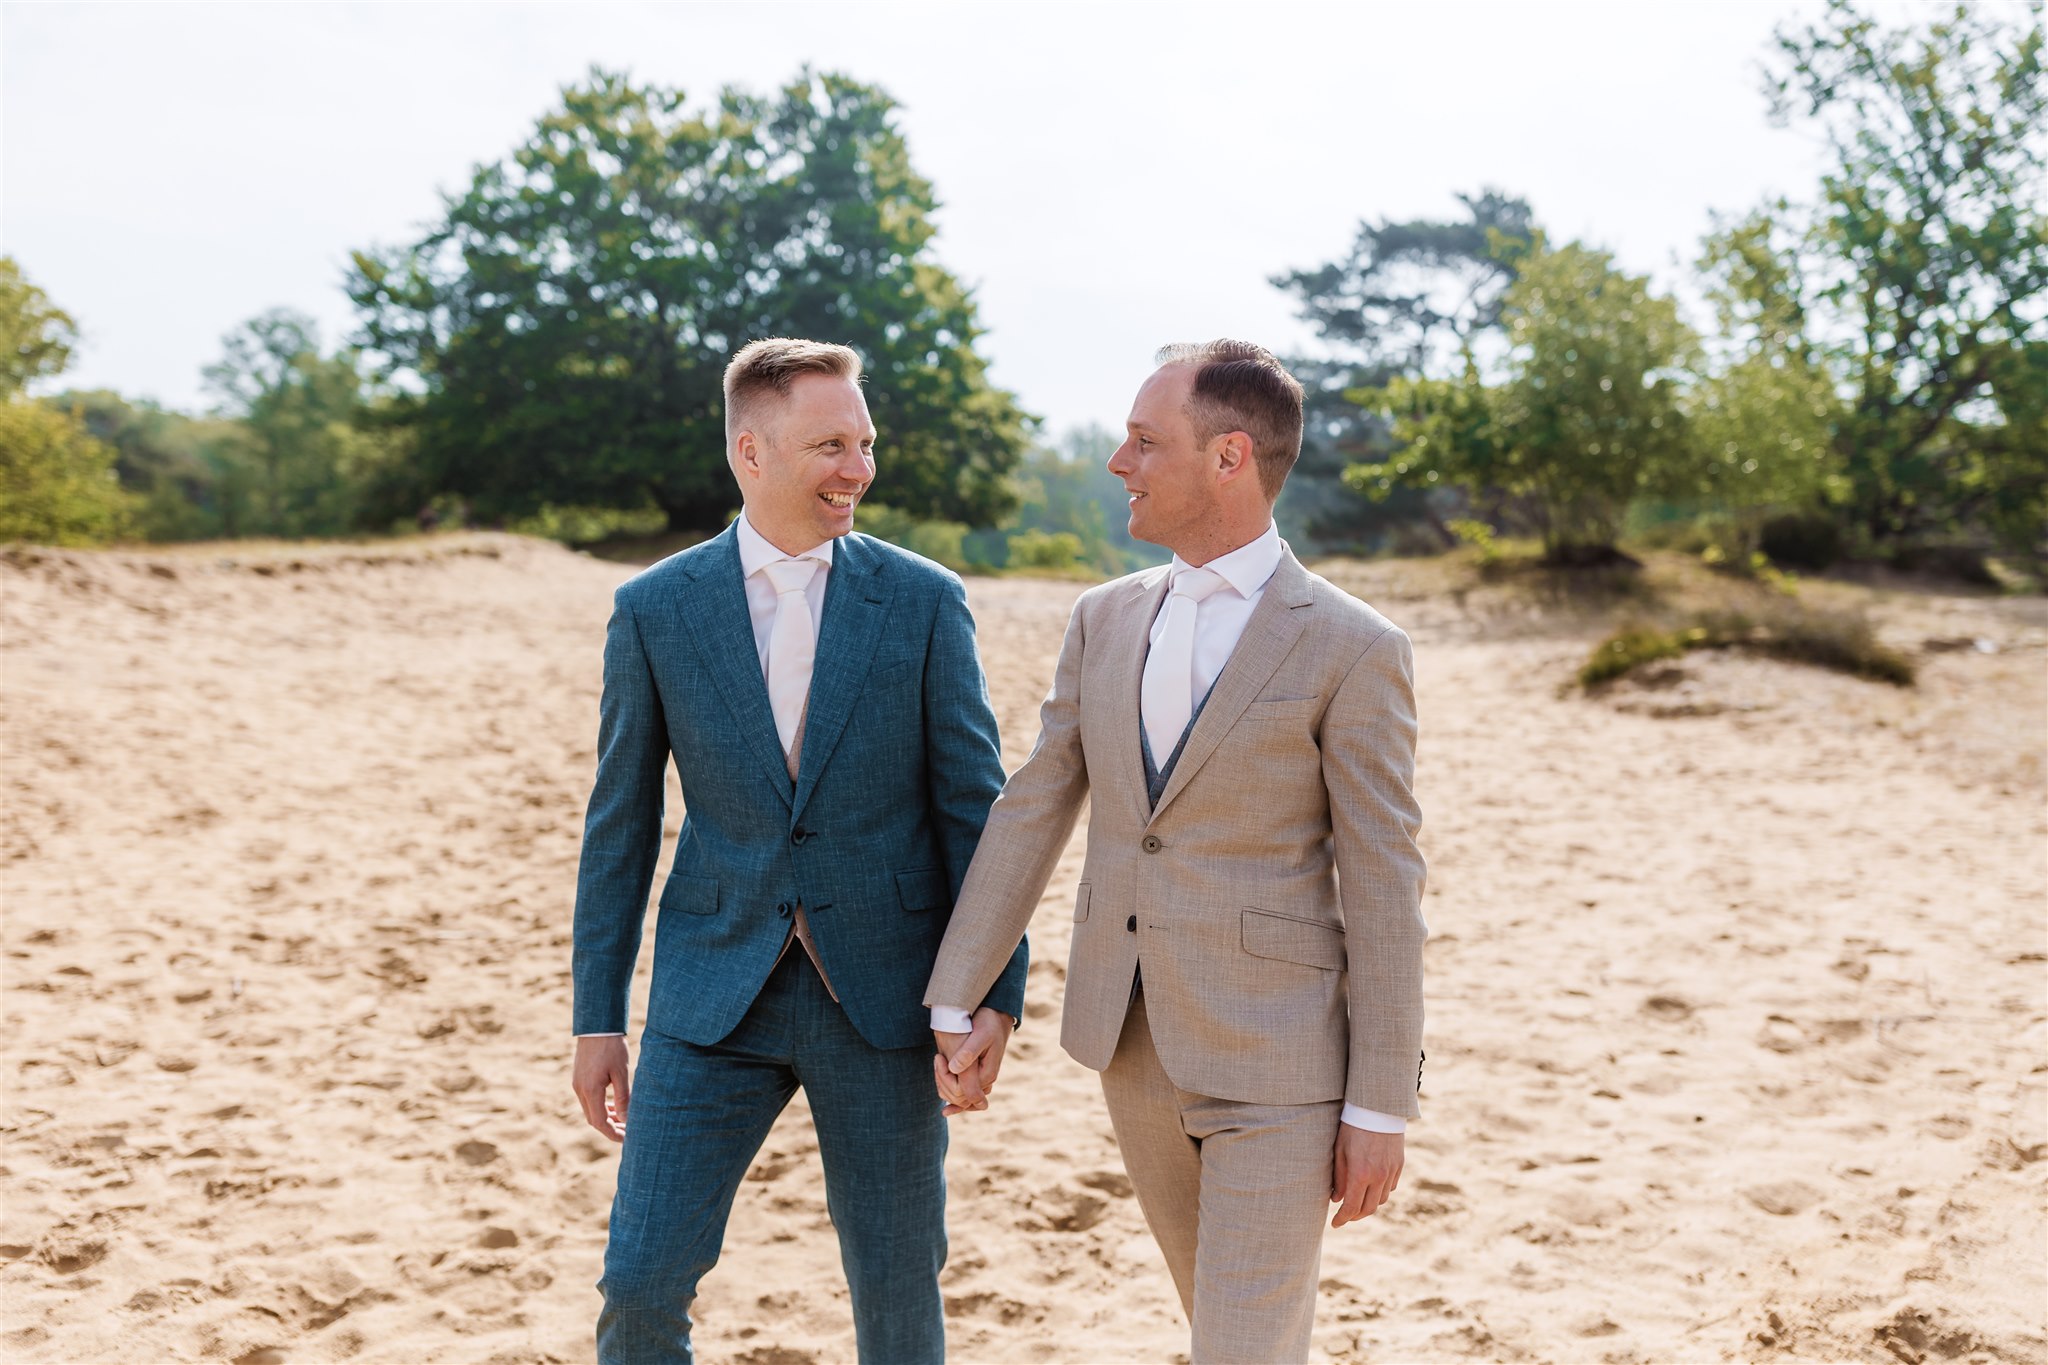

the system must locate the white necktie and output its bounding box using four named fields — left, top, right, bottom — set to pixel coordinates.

left=1142, top=566, right=1227, bottom=765
left=761, top=558, right=820, bottom=759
